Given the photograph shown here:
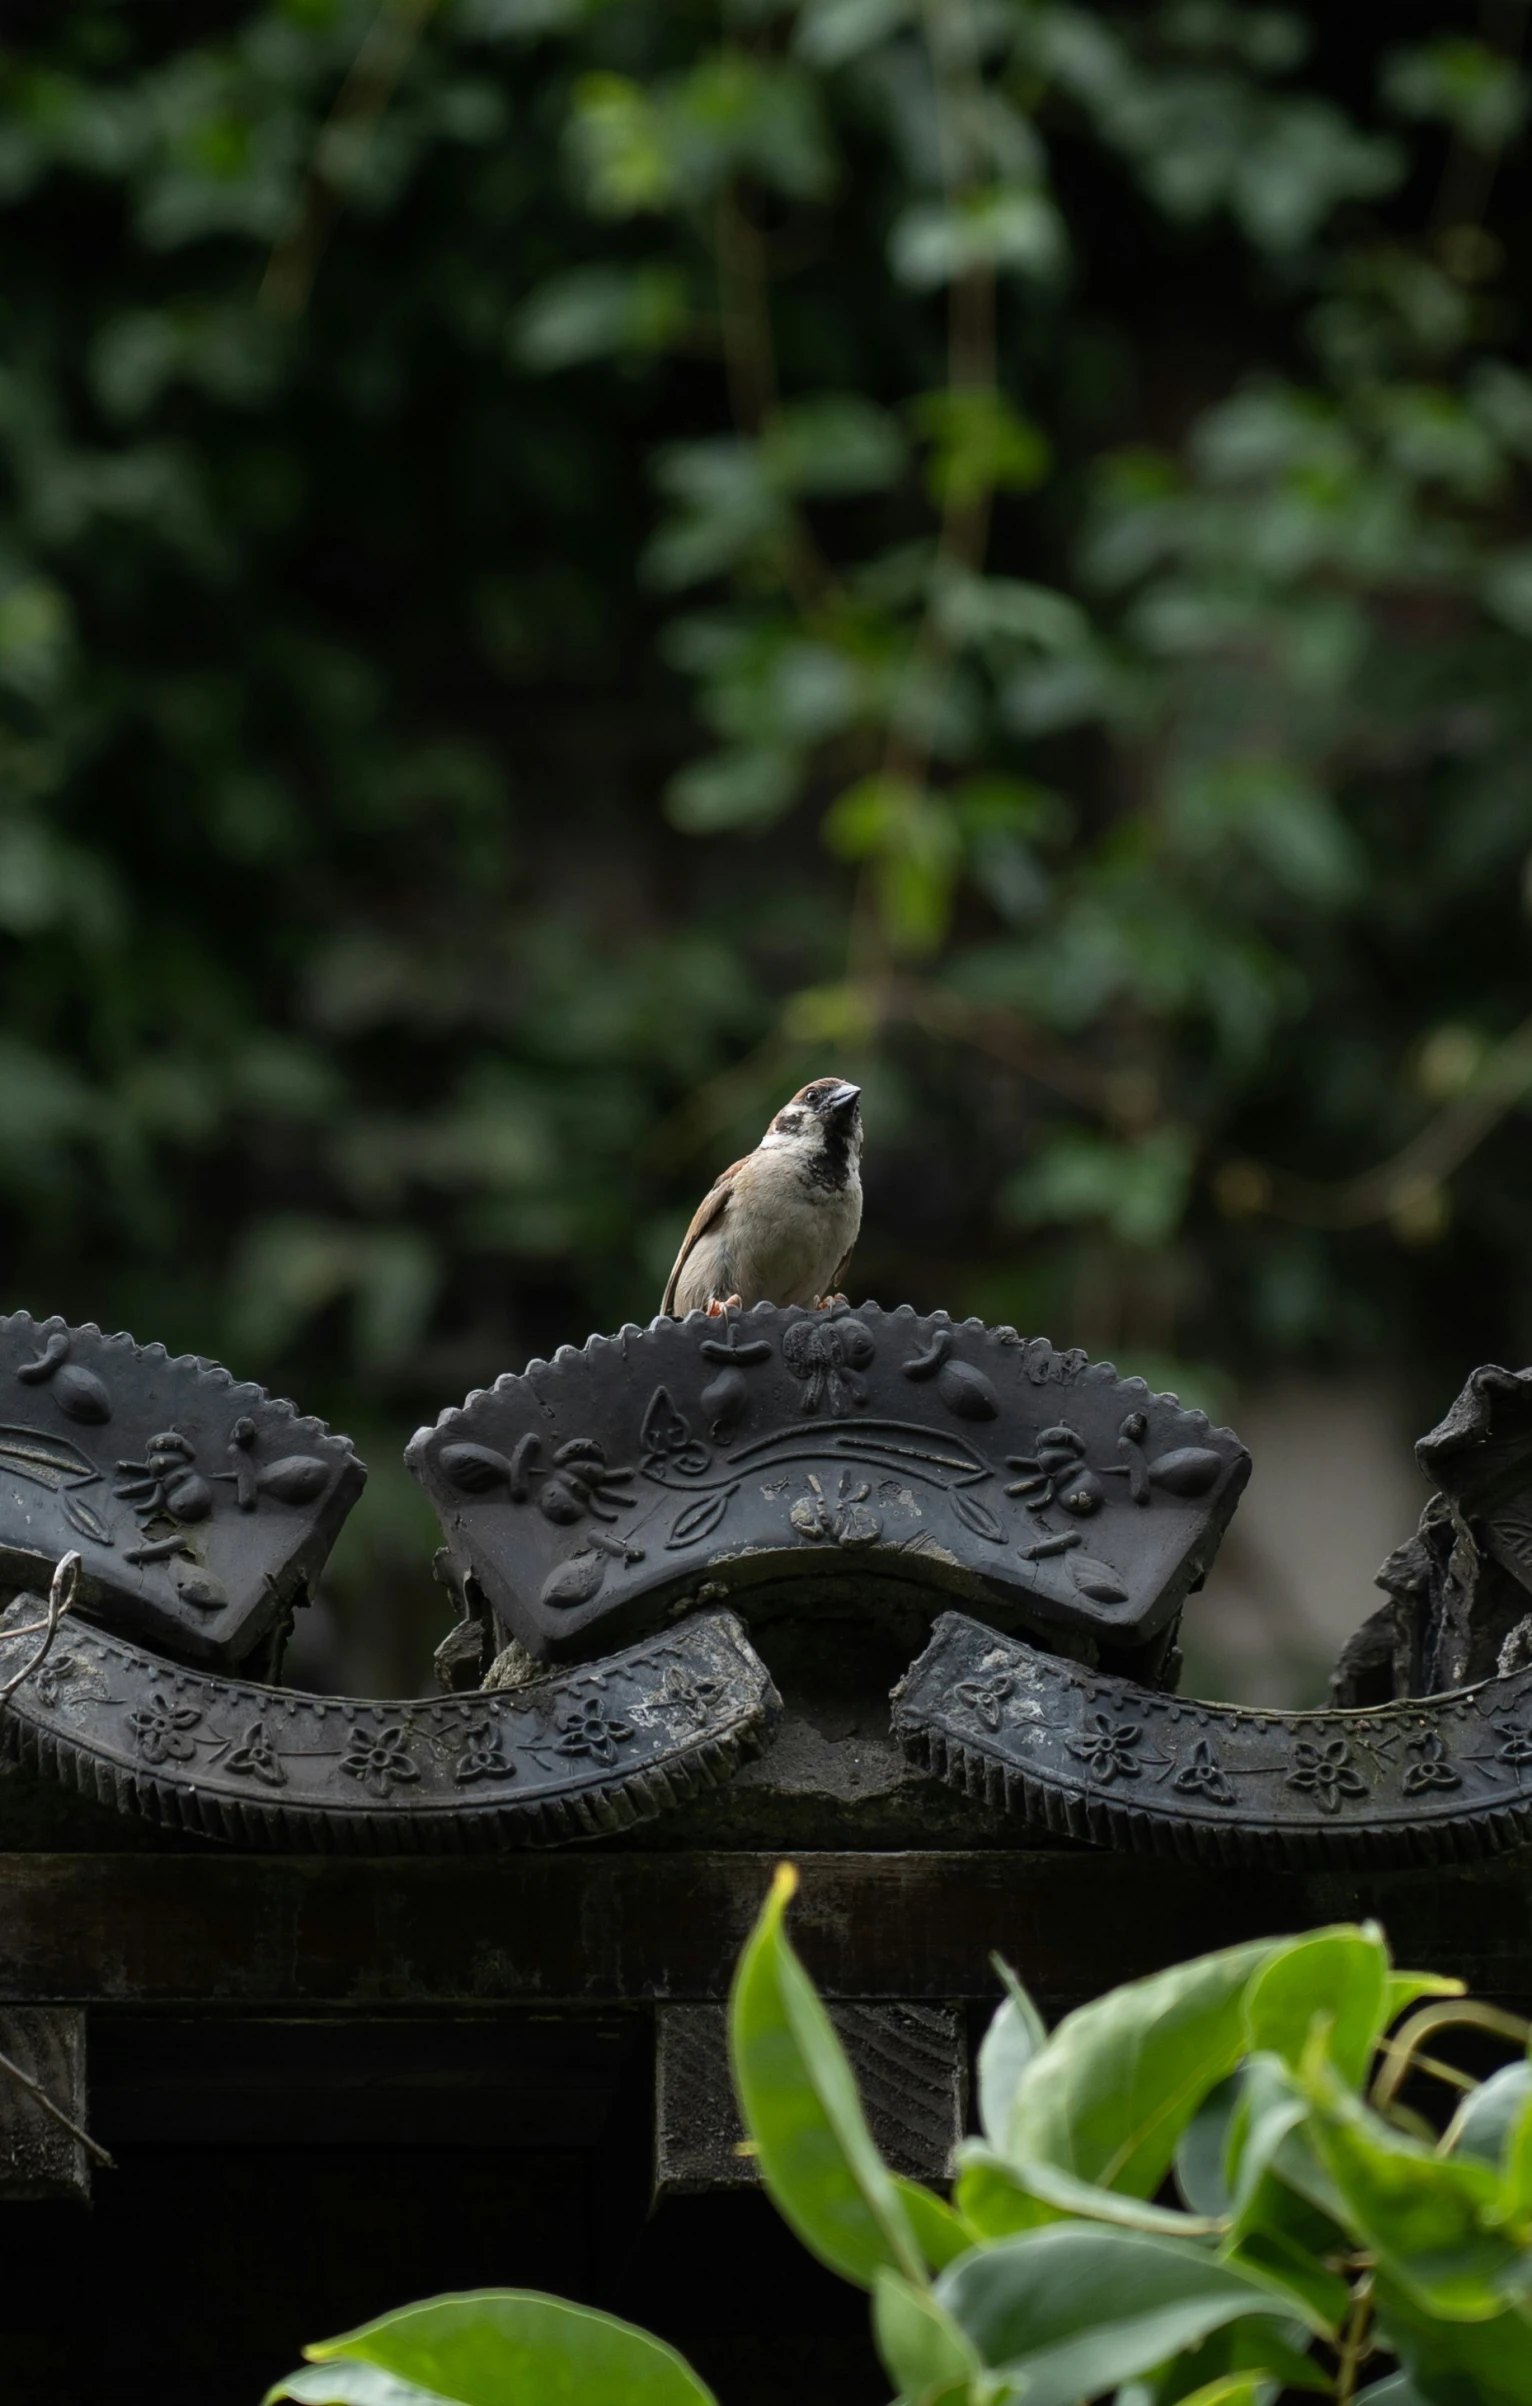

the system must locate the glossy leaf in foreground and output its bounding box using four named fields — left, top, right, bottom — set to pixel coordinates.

left=977, top=1957, right=1048, bottom=2149
left=1117, top=2314, right=1334, bottom=2406
left=268, top=2367, right=445, bottom=2406
left=265, top=2293, right=716, bottom=2406
left=937, top=2221, right=1324, bottom=2406
left=1159, top=2379, right=1266, bottom=2406
left=1226, top=2052, right=1347, bottom=2248
left=1309, top=2079, right=1532, bottom=2322
left=894, top=2175, right=980, bottom=2271
left=1177, top=2075, right=1241, bottom=2218
left=1446, top=2062, right=1532, bottom=2171
left=1243, top=1924, right=1390, bottom=2090
left=1001, top=1937, right=1283, bottom=2198
left=1375, top=2273, right=1532, bottom=2406
left=952, top=2141, right=1058, bottom=2239
left=1012, top=2156, right=1226, bottom=2236
left=729, top=1861, right=924, bottom=2289
left=872, top=2270, right=982, bottom=2404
